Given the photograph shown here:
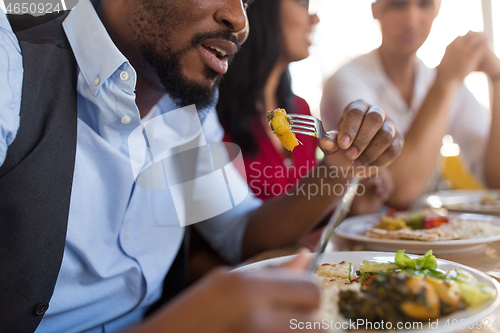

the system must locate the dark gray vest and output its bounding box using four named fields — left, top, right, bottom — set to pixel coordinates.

left=0, top=12, right=77, bottom=333
left=0, top=12, right=186, bottom=332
